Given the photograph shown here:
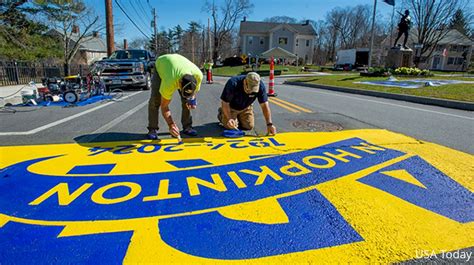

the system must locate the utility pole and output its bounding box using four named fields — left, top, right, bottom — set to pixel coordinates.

left=105, top=0, right=115, bottom=56
left=153, top=8, right=158, bottom=55
left=368, top=0, right=377, bottom=68
left=208, top=17, right=211, bottom=62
